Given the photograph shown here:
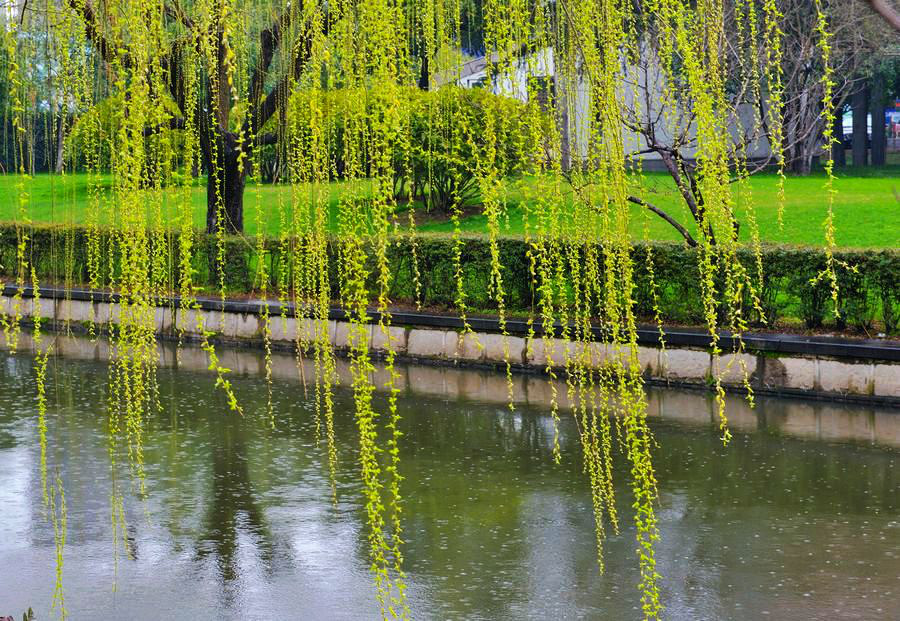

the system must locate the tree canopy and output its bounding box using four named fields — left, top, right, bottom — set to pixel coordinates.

left=0, top=1, right=862, bottom=619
